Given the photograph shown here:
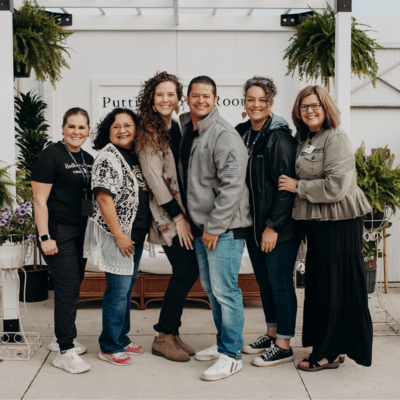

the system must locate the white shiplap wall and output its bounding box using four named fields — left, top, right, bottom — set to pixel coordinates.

left=17, top=19, right=400, bottom=280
